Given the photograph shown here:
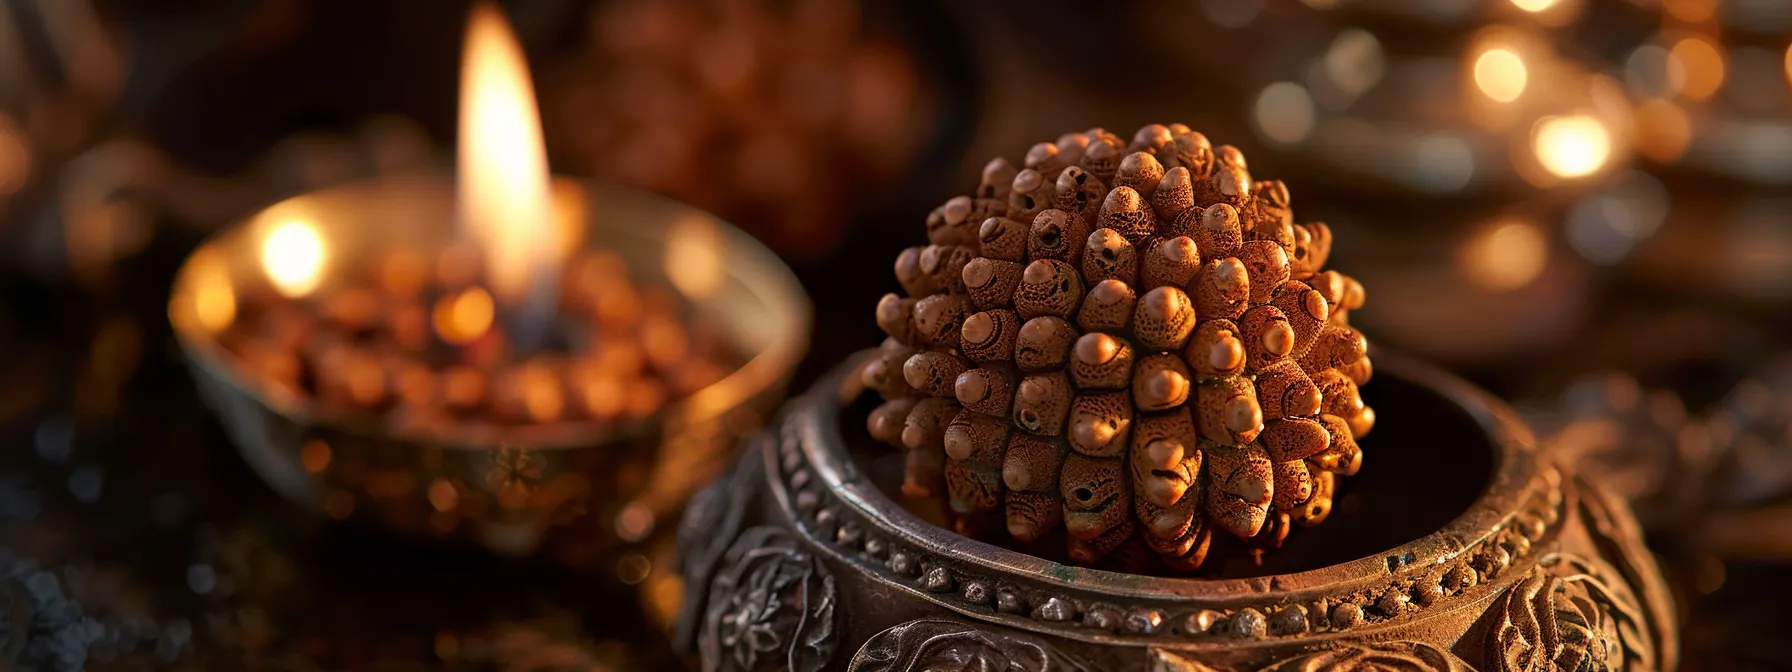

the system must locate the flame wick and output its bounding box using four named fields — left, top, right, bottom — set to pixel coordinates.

left=457, top=1, right=559, bottom=351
